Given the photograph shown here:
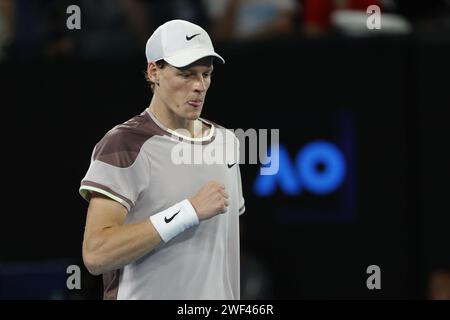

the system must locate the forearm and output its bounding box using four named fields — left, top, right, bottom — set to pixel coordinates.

left=83, top=181, right=226, bottom=276
left=83, top=219, right=161, bottom=275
